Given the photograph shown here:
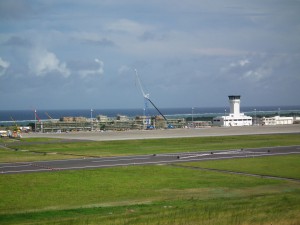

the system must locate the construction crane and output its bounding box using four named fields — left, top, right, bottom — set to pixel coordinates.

left=10, top=116, right=21, bottom=138
left=34, top=110, right=41, bottom=121
left=45, top=112, right=53, bottom=120
left=10, top=116, right=19, bottom=130
left=134, top=69, right=173, bottom=129
left=34, top=109, right=41, bottom=132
